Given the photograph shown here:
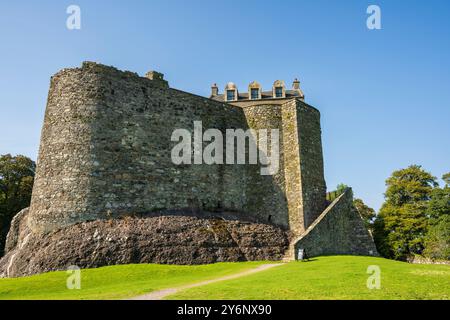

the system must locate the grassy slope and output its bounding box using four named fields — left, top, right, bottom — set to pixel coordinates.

left=169, top=256, right=450, bottom=300
left=0, top=261, right=265, bottom=300
left=1, top=256, right=448, bottom=300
